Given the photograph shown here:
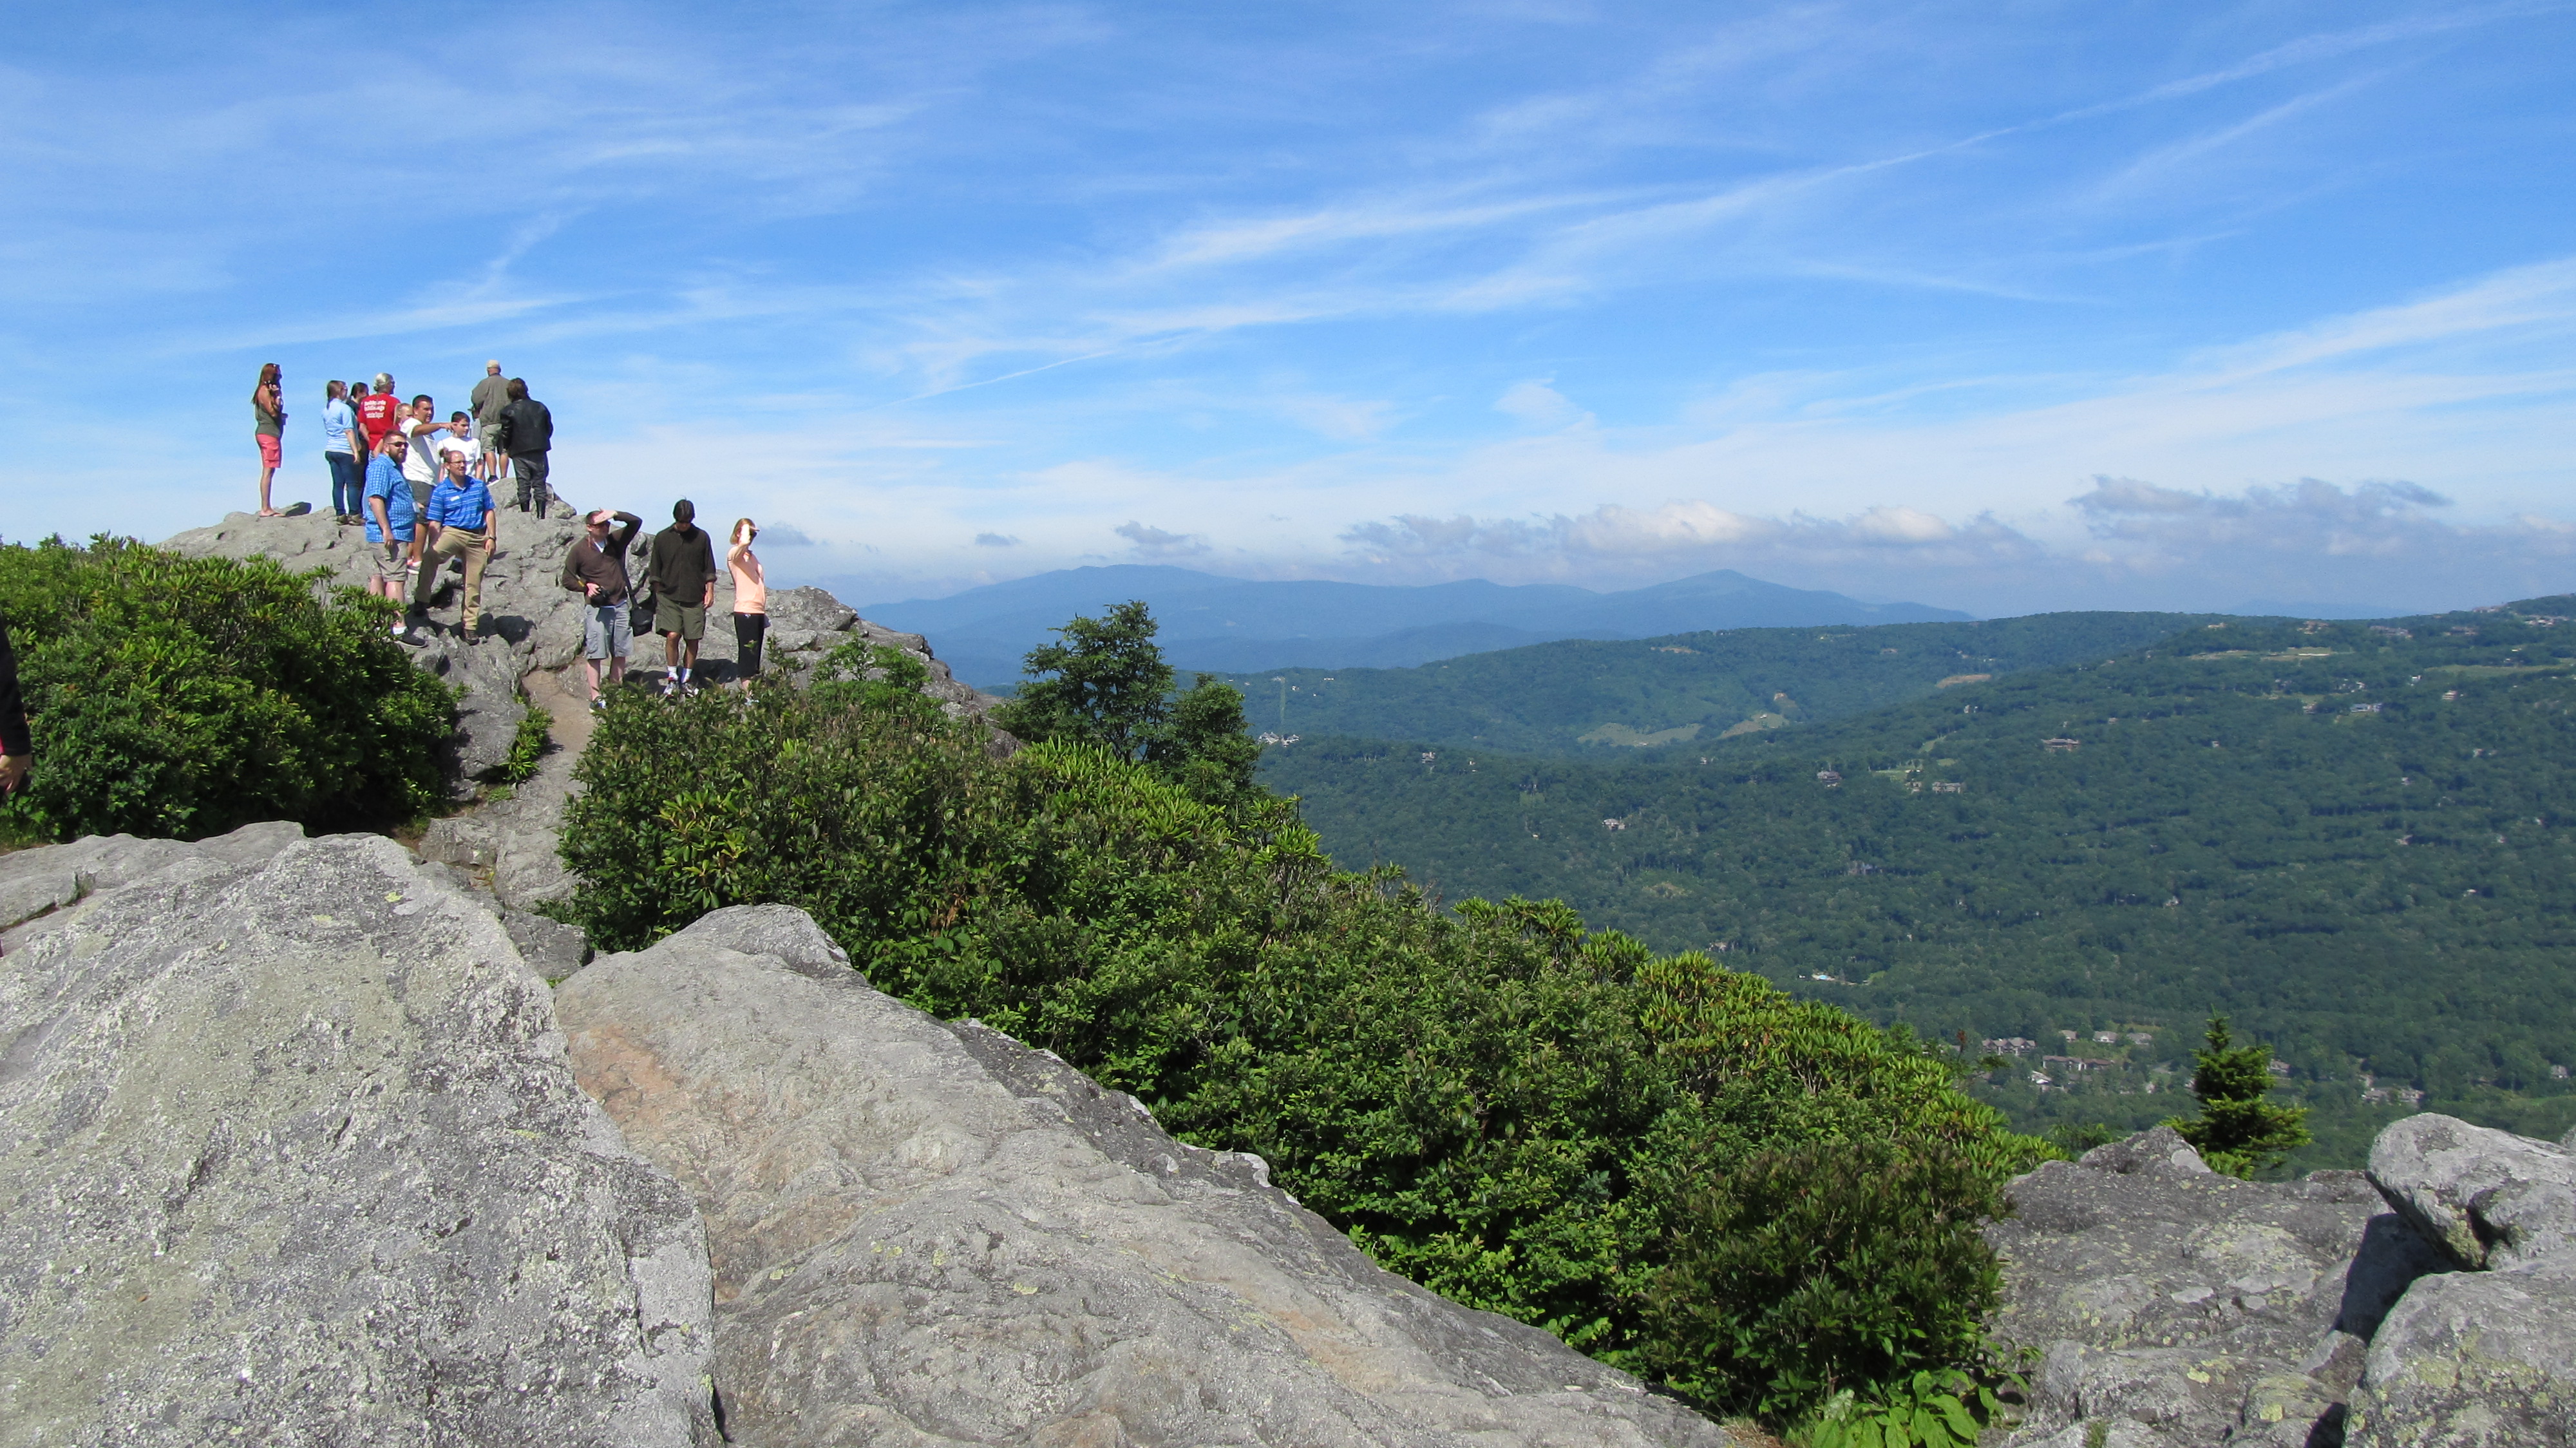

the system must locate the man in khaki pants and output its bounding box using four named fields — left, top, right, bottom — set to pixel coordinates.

left=416, top=450, right=498, bottom=635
